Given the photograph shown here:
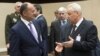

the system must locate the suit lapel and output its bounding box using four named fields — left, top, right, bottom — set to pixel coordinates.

left=56, top=20, right=62, bottom=41
left=32, top=21, right=45, bottom=49
left=19, top=21, right=39, bottom=45
left=32, top=21, right=42, bottom=40
left=64, top=20, right=72, bottom=41
left=56, top=20, right=61, bottom=30
left=72, top=19, right=86, bottom=39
